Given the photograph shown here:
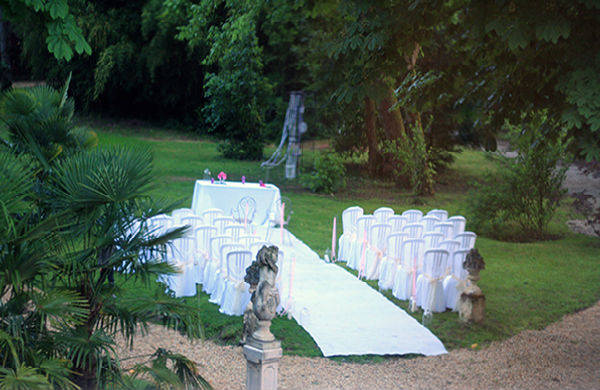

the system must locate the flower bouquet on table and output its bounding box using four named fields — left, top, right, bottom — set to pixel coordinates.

left=217, top=171, right=227, bottom=184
